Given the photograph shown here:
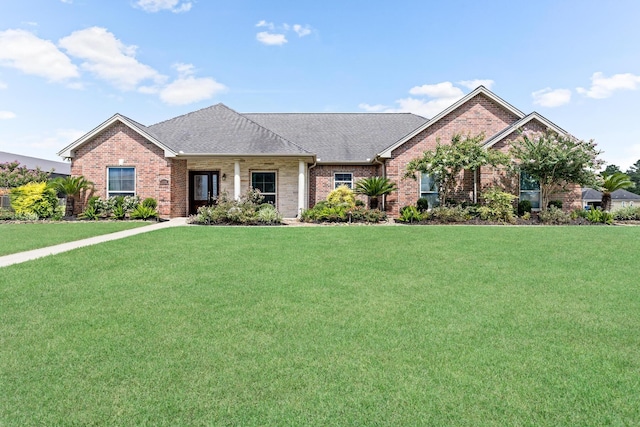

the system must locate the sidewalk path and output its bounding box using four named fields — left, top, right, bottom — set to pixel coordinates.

left=0, top=218, right=188, bottom=268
